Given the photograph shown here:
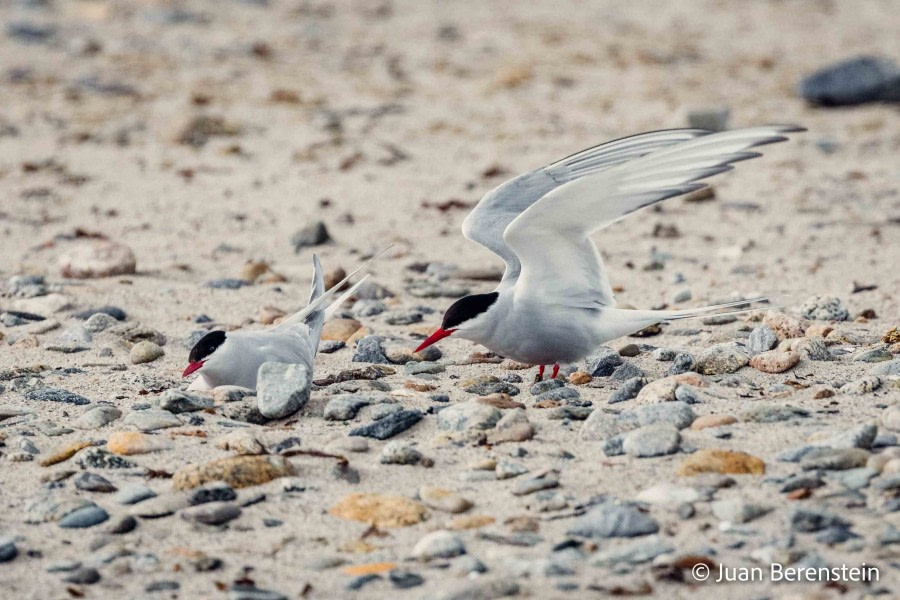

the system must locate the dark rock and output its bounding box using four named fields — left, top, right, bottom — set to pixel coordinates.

left=107, top=515, right=138, bottom=534
left=611, top=362, right=645, bottom=381
left=789, top=507, right=850, bottom=532
left=25, top=387, right=91, bottom=405
left=205, top=278, right=251, bottom=289
left=190, top=483, right=237, bottom=505
left=7, top=22, right=56, bottom=44
left=350, top=409, right=423, bottom=439
left=145, top=581, right=180, bottom=592
left=800, top=56, right=900, bottom=106
left=291, top=221, right=332, bottom=251
left=347, top=574, right=381, bottom=590
left=609, top=377, right=646, bottom=404
left=352, top=335, right=391, bottom=364
left=585, top=347, right=623, bottom=376
left=74, top=472, right=117, bottom=493
left=568, top=501, right=659, bottom=538
left=228, top=584, right=289, bottom=600
left=0, top=536, right=17, bottom=562
left=319, top=340, right=345, bottom=353
left=62, top=567, right=101, bottom=584
left=389, top=570, right=425, bottom=589
left=668, top=353, right=696, bottom=375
